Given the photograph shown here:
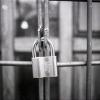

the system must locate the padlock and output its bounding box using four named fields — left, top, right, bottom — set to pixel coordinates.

left=32, top=39, right=57, bottom=78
